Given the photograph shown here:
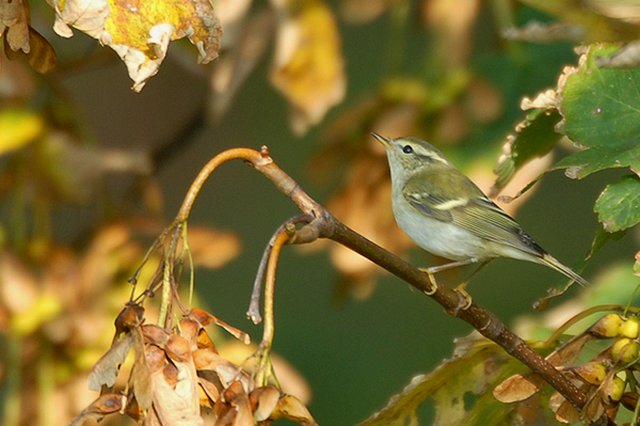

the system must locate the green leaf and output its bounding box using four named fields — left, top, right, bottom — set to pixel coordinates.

left=560, top=44, right=640, bottom=148
left=359, top=335, right=539, bottom=426
left=552, top=143, right=640, bottom=179
left=594, top=175, right=640, bottom=232
left=493, top=109, right=561, bottom=191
